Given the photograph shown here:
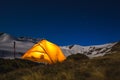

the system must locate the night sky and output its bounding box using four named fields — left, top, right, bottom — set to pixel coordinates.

left=0, top=0, right=120, bottom=46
